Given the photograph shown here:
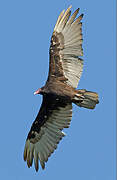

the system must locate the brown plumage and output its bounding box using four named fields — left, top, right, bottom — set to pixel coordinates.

left=23, top=6, right=99, bottom=172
